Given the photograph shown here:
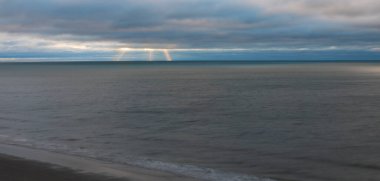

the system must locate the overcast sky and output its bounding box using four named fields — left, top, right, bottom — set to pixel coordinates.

left=1, top=0, right=380, bottom=61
